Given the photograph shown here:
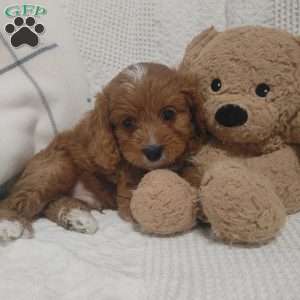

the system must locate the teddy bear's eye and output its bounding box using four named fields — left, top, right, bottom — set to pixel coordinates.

left=211, top=79, right=222, bottom=92
left=255, top=83, right=270, bottom=97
